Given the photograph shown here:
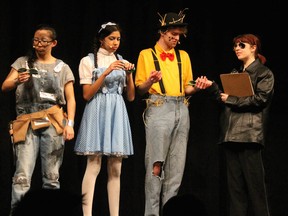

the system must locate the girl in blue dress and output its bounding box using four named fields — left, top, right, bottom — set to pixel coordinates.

left=74, top=22, right=135, bottom=216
